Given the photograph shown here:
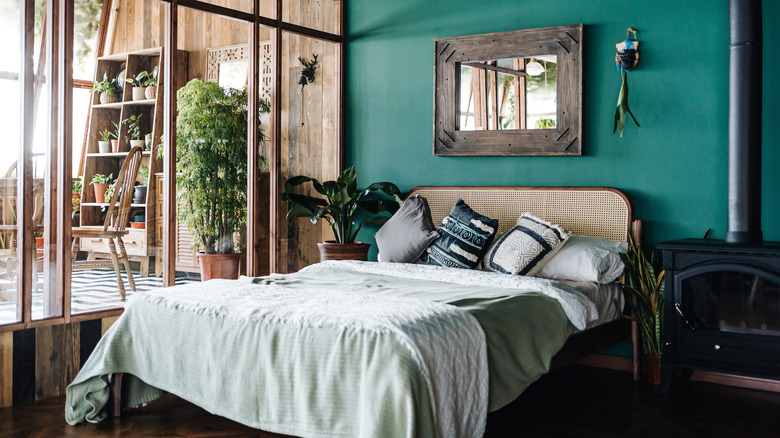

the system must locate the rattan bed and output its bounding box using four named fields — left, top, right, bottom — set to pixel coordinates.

left=407, top=186, right=640, bottom=379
